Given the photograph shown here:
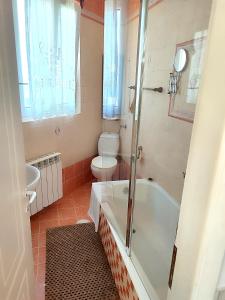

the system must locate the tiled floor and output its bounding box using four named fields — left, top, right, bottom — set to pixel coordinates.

left=30, top=181, right=93, bottom=300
